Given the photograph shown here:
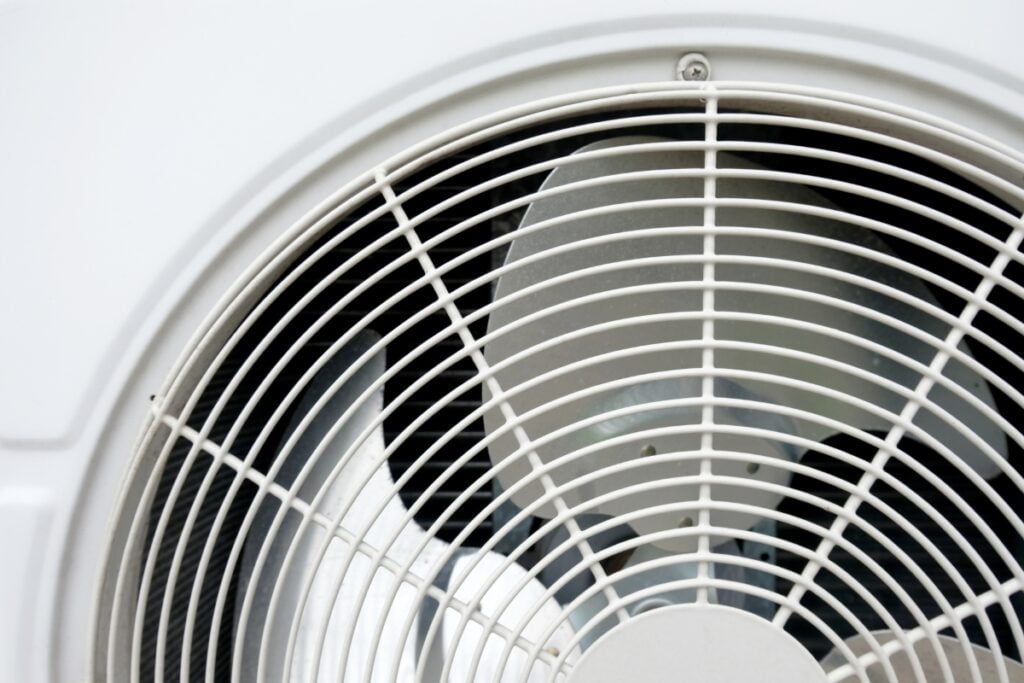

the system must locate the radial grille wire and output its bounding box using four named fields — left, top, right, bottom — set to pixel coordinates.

left=95, top=82, right=1024, bottom=682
